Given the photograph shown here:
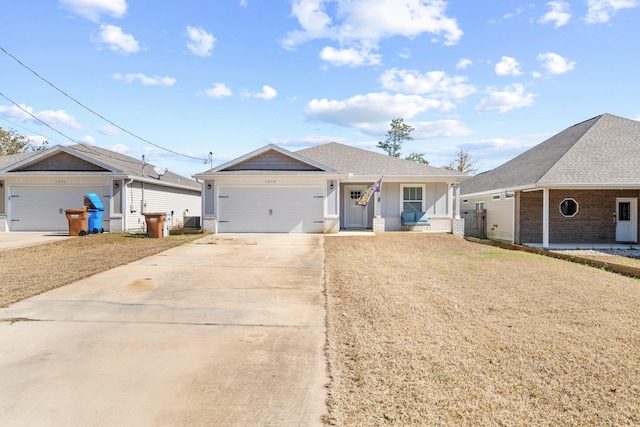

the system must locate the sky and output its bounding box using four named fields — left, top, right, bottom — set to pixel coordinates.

left=1, top=0, right=639, bottom=179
